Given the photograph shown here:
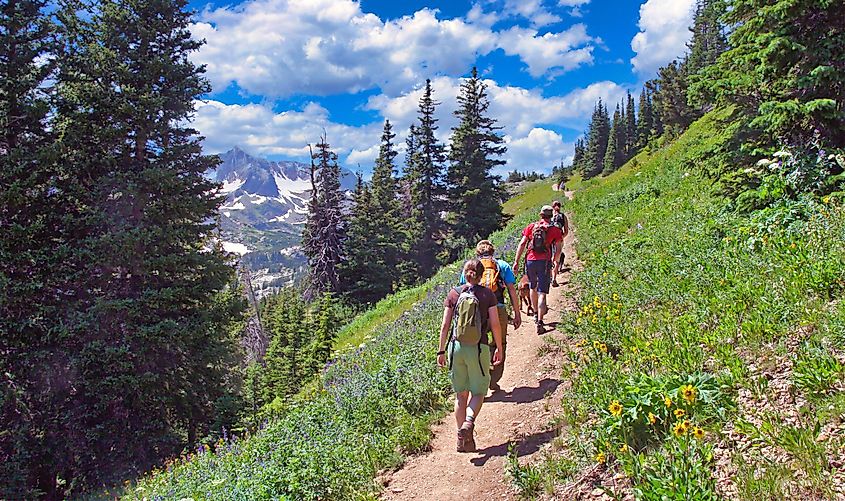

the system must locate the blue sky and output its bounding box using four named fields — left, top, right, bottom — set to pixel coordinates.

left=187, top=0, right=698, bottom=175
